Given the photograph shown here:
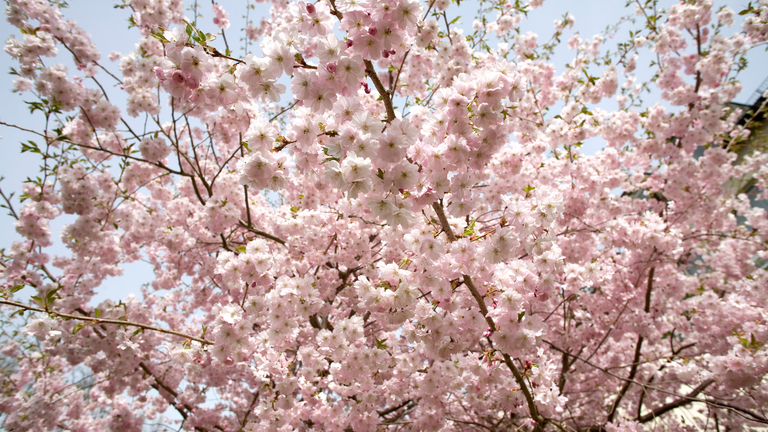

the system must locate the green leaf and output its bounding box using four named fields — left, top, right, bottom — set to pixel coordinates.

left=95, top=309, right=101, bottom=318
left=236, top=246, right=247, bottom=253
left=46, top=287, right=61, bottom=303
left=320, top=157, right=339, bottom=165
left=464, top=220, right=476, bottom=237
left=72, top=323, right=86, bottom=334
left=150, top=31, right=170, bottom=43
left=31, top=295, right=43, bottom=305
left=184, top=20, right=194, bottom=38
left=518, top=311, right=526, bottom=322
left=21, top=140, right=40, bottom=154
left=375, top=338, right=388, bottom=350
left=10, top=285, right=24, bottom=294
